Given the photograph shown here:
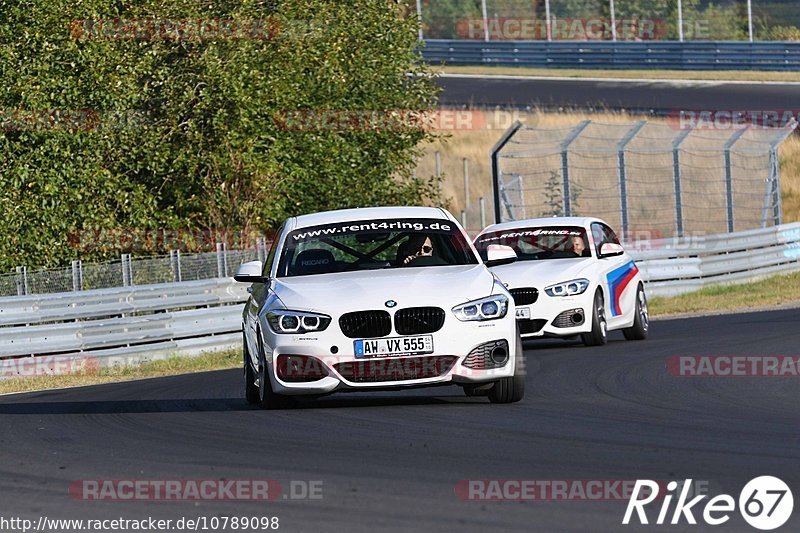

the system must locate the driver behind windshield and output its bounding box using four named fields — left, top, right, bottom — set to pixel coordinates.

left=399, top=234, right=434, bottom=265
